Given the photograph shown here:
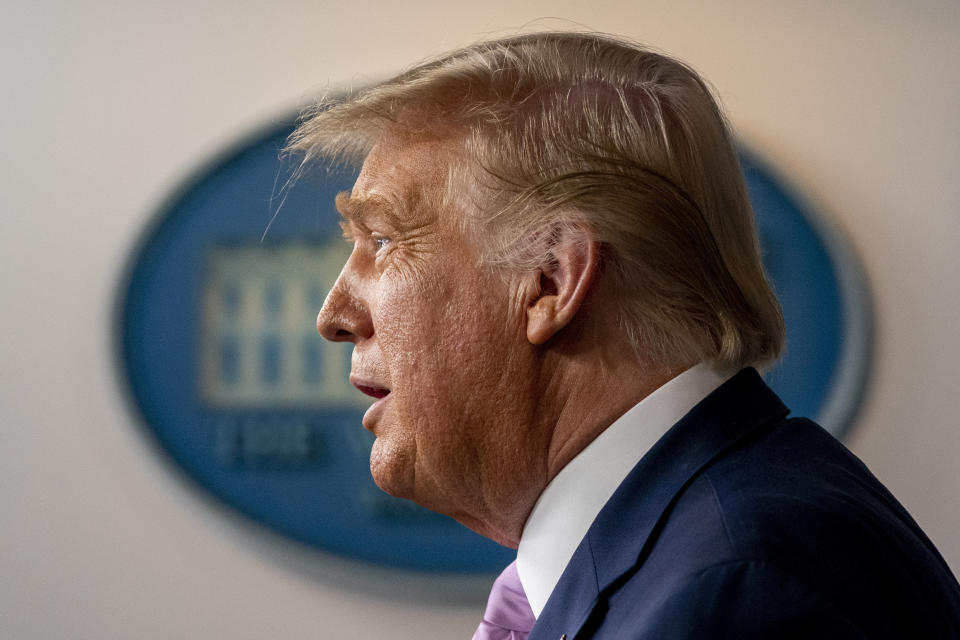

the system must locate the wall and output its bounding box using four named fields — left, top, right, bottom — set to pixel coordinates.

left=2, top=2, right=958, bottom=638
